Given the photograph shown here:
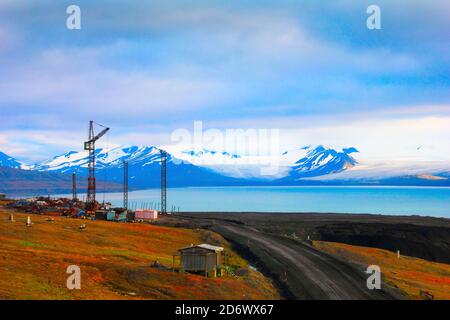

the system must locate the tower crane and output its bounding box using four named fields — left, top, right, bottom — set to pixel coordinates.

left=84, top=120, right=110, bottom=213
